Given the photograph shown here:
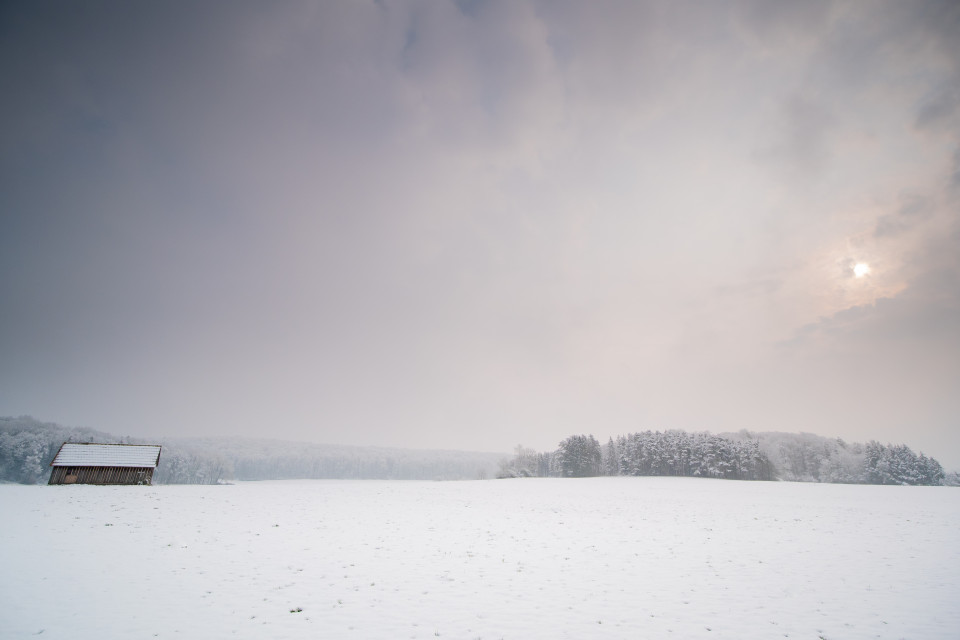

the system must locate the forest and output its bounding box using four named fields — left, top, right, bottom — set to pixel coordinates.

left=498, top=430, right=950, bottom=486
